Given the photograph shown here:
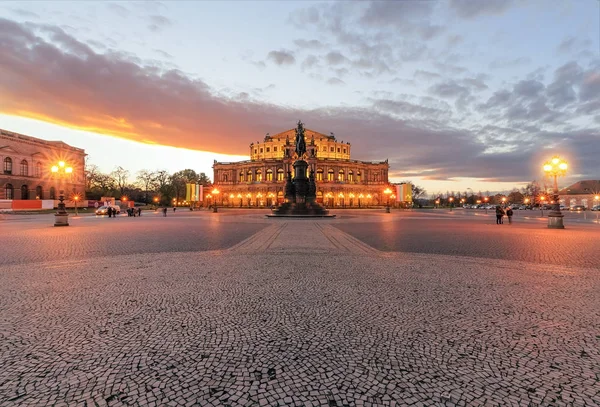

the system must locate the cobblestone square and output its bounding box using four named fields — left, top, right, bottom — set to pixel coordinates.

left=1, top=211, right=599, bottom=406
